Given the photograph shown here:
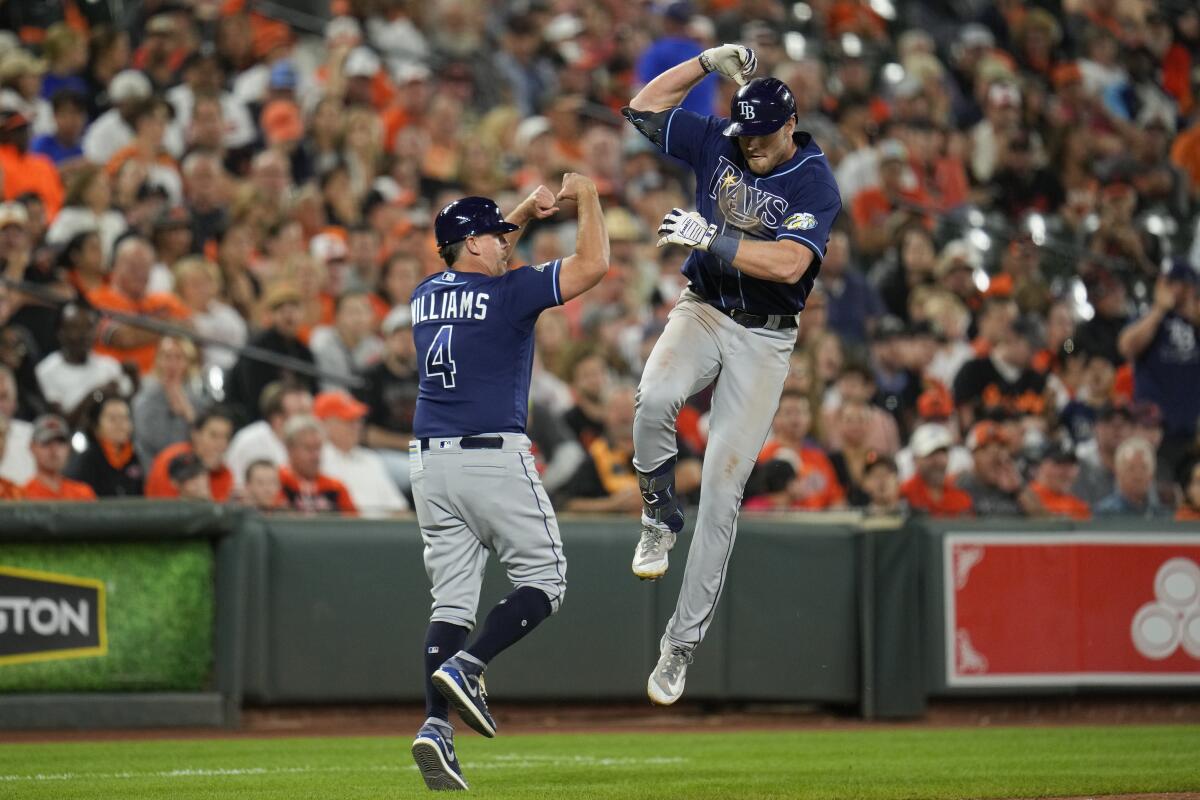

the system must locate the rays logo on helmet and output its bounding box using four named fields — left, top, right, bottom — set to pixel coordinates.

left=738, top=101, right=756, bottom=120
left=783, top=212, right=818, bottom=231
